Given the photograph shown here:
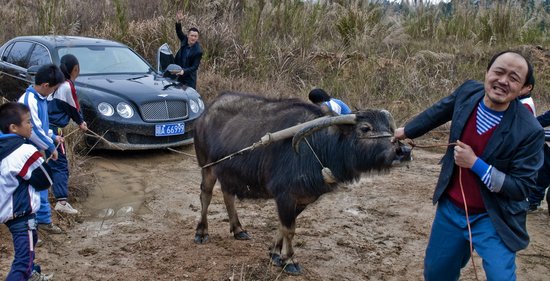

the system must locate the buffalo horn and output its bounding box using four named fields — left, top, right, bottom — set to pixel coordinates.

left=292, top=114, right=357, bottom=153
